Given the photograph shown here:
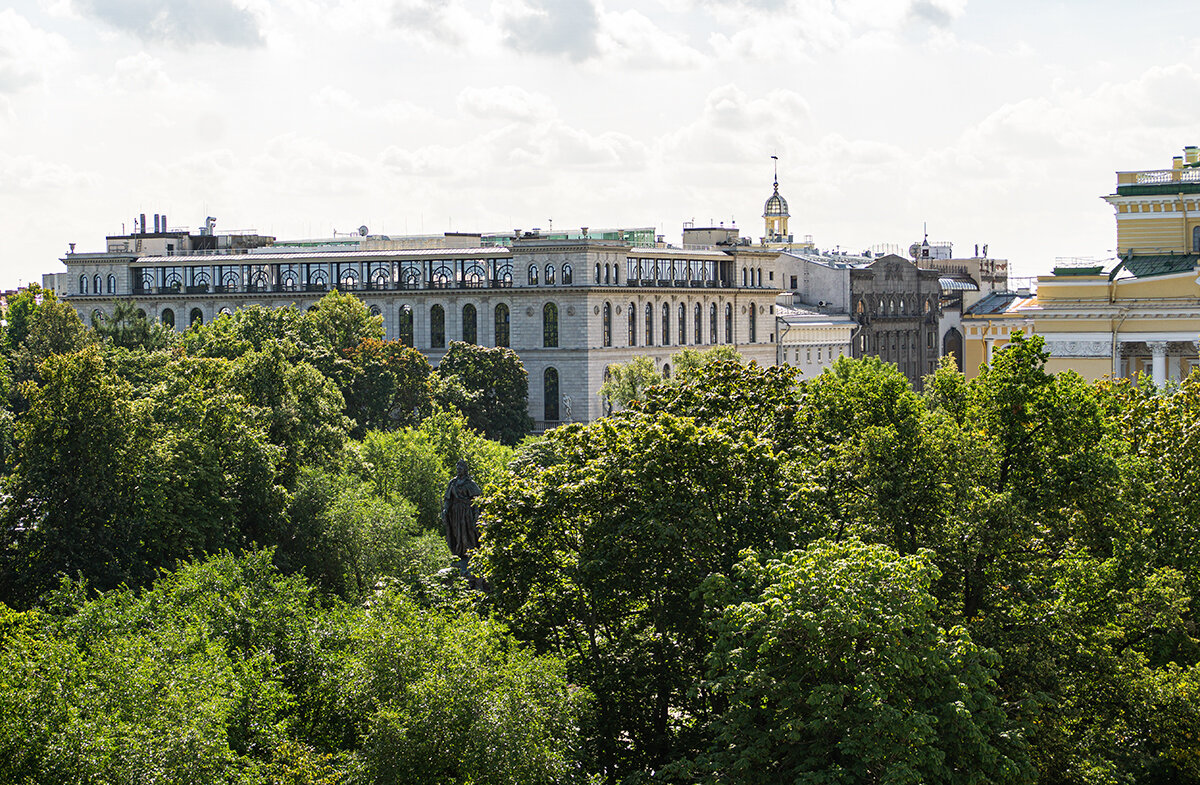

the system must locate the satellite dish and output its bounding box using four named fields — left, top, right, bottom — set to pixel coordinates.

left=358, top=225, right=369, bottom=237
left=908, top=242, right=921, bottom=259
